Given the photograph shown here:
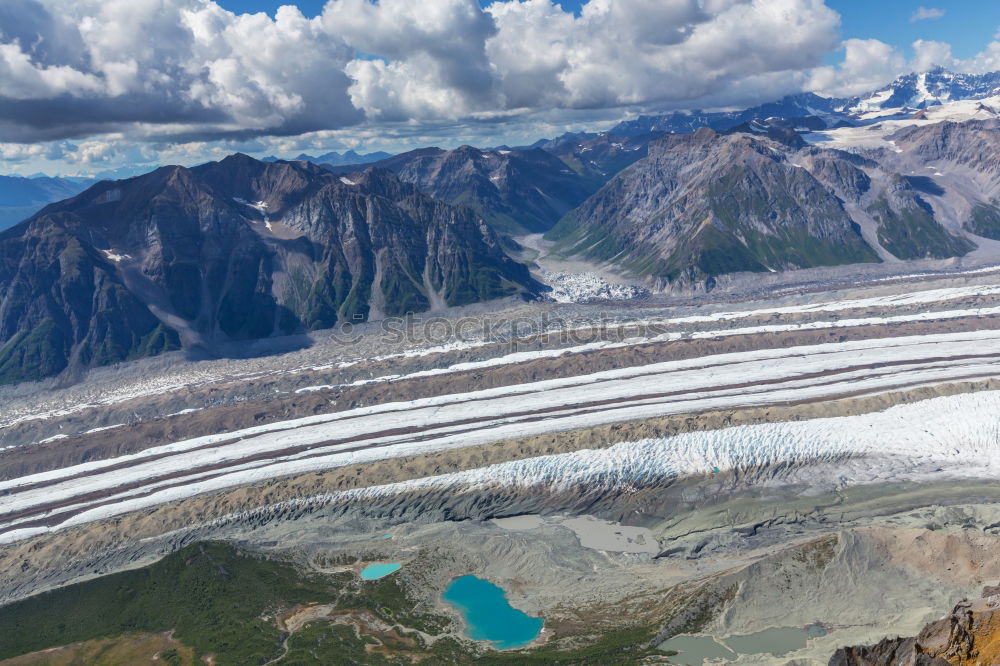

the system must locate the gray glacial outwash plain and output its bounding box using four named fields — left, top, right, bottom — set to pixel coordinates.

left=4, top=262, right=1000, bottom=663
